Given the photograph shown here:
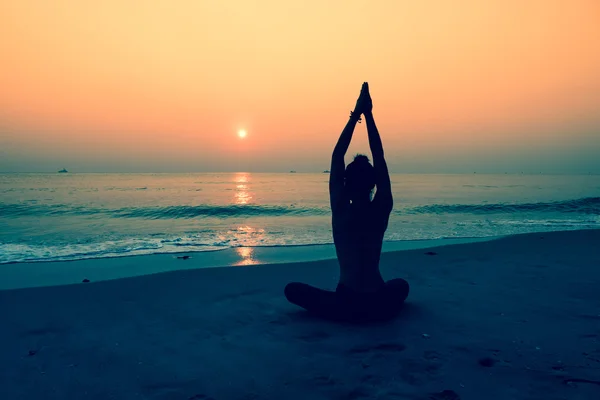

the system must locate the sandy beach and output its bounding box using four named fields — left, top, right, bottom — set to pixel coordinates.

left=1, top=229, right=599, bottom=400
